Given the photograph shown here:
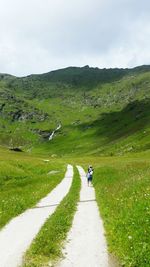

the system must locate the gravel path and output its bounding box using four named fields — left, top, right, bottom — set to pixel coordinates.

left=57, top=165, right=110, bottom=267
left=0, top=164, right=73, bottom=267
